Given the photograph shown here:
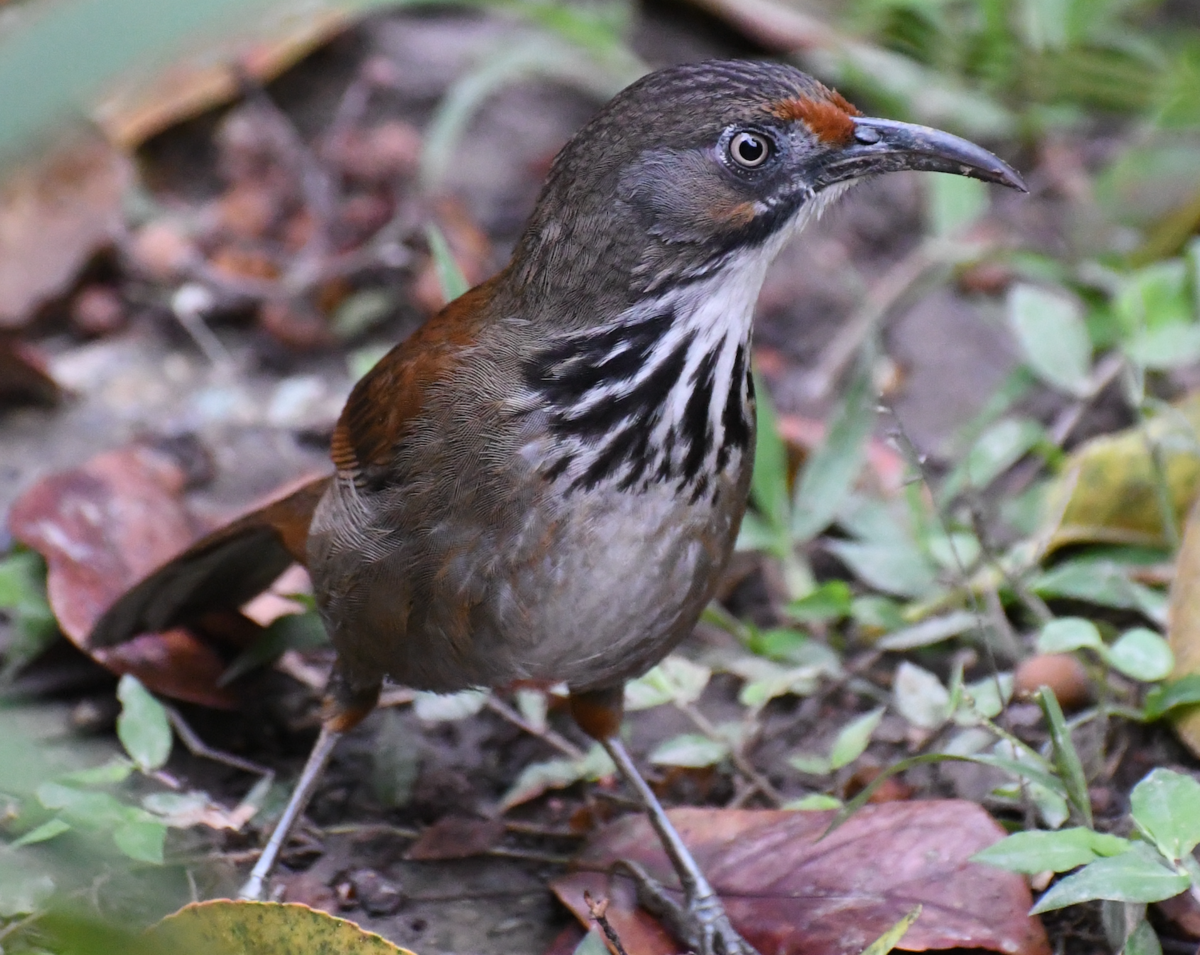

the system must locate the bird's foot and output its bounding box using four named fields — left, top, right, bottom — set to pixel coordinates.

left=618, top=860, right=758, bottom=955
